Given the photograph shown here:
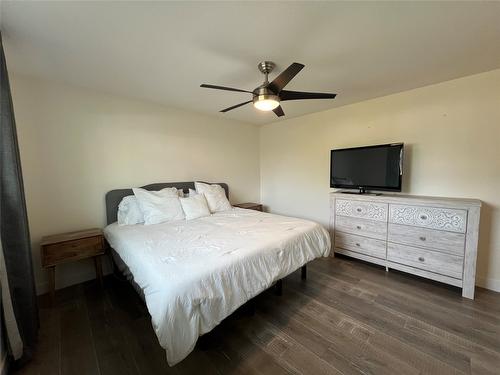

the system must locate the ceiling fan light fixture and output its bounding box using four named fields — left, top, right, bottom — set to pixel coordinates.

left=253, top=94, right=280, bottom=111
